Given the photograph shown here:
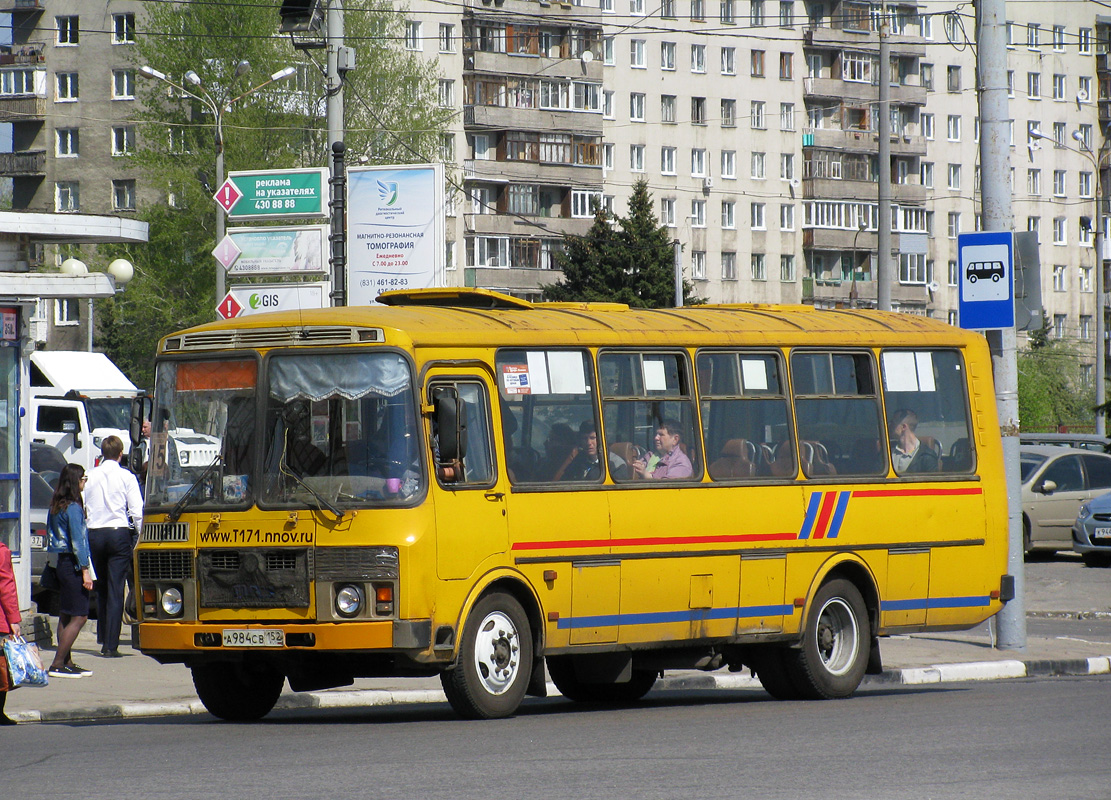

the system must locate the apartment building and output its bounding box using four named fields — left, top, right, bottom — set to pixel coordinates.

left=3, top=1, right=1107, bottom=375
